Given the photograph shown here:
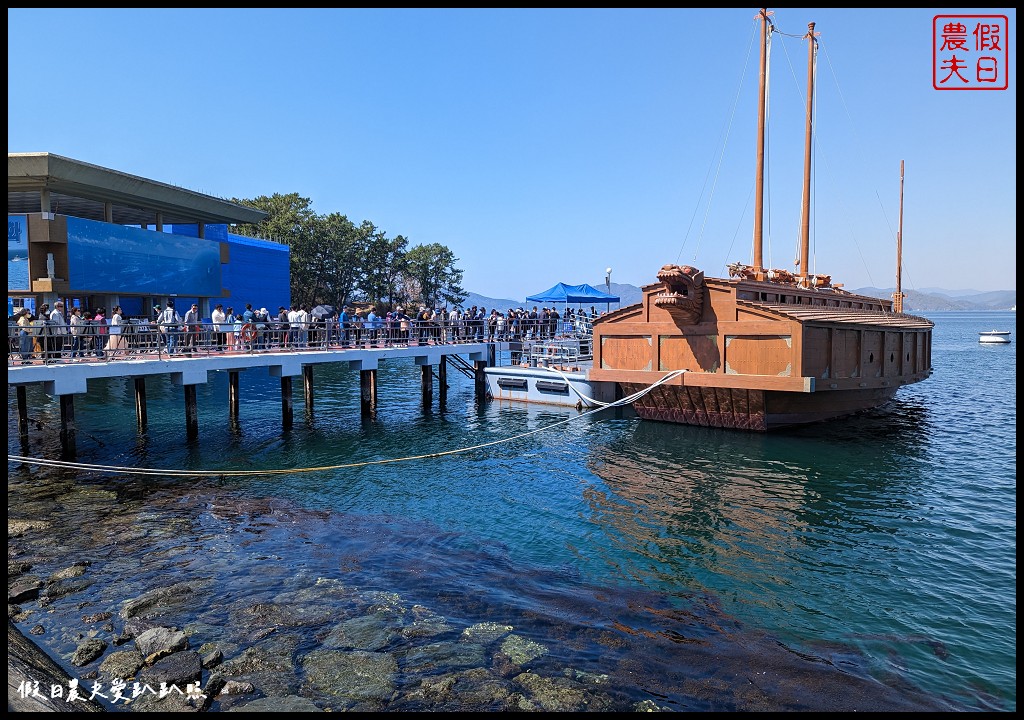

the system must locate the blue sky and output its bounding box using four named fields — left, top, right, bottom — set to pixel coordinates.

left=8, top=8, right=1017, bottom=298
